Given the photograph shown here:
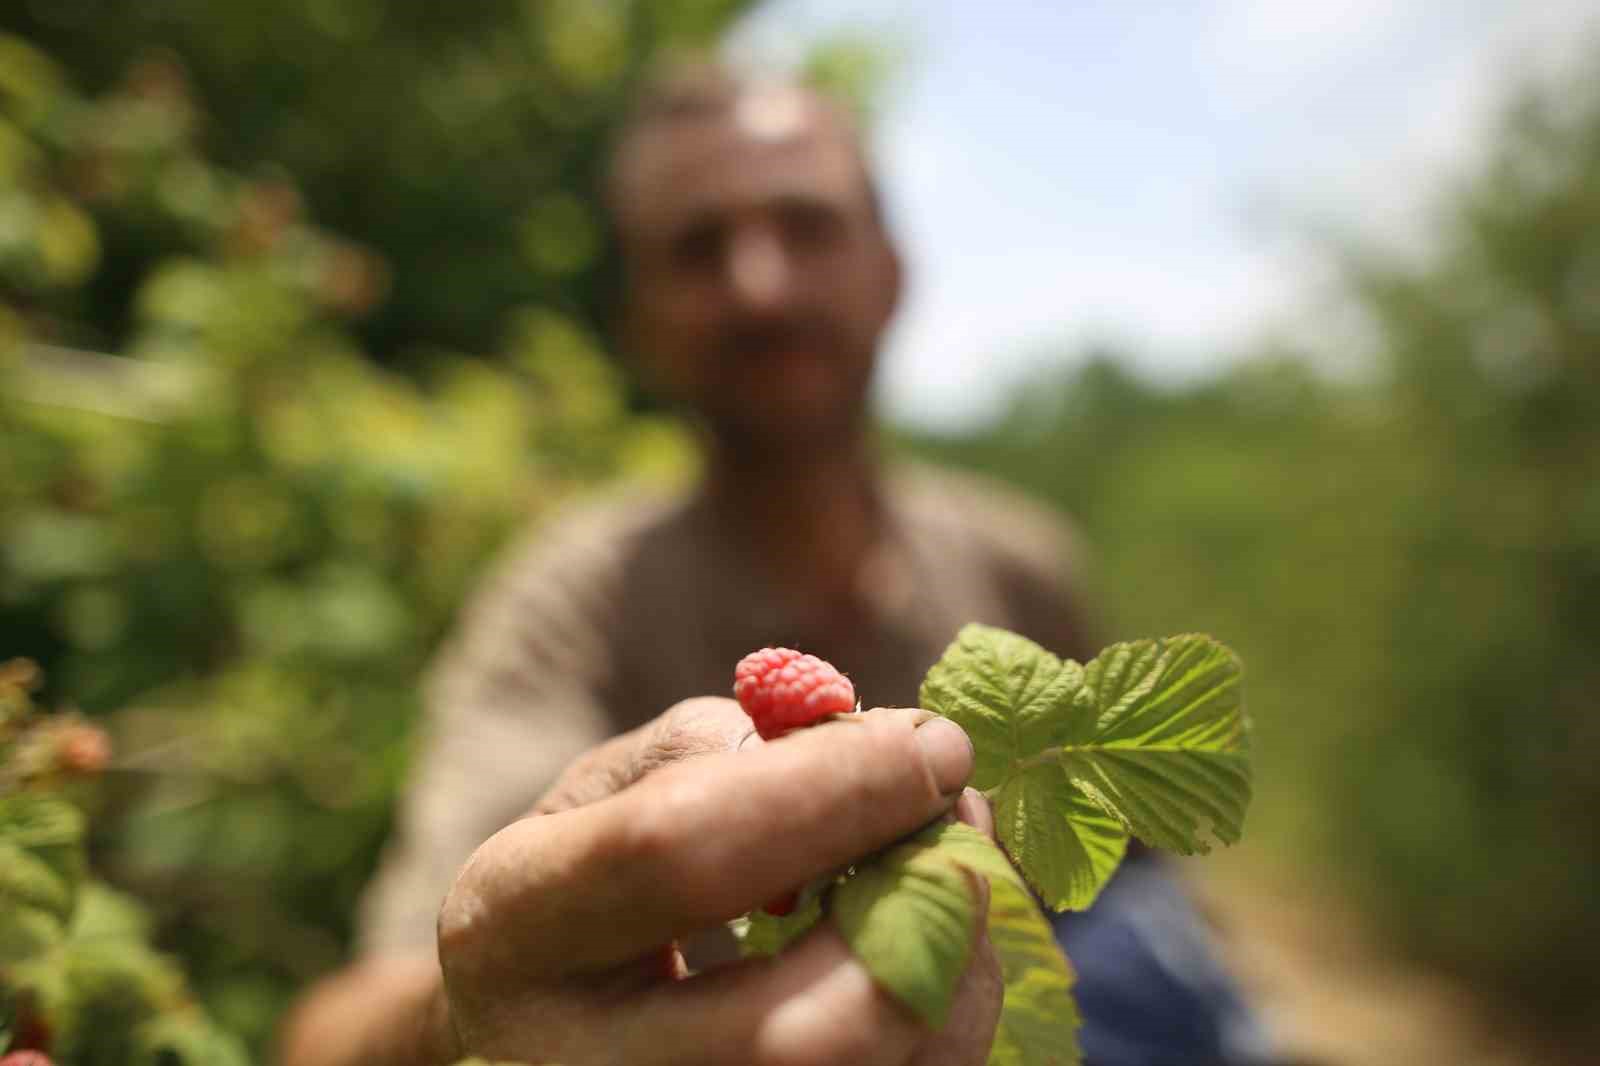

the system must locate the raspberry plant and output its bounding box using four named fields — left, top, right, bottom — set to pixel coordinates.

left=0, top=661, right=246, bottom=1066
left=739, top=625, right=1253, bottom=1066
